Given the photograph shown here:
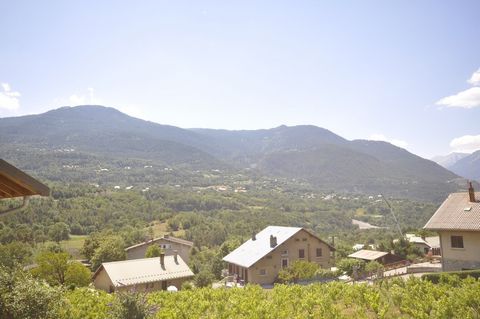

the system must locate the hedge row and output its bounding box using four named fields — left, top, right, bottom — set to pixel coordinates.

left=422, top=269, right=480, bottom=283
